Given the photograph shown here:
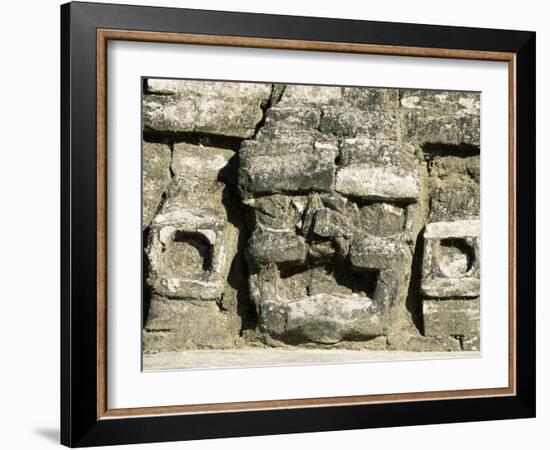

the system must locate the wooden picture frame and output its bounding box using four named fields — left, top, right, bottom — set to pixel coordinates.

left=61, top=1, right=535, bottom=447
